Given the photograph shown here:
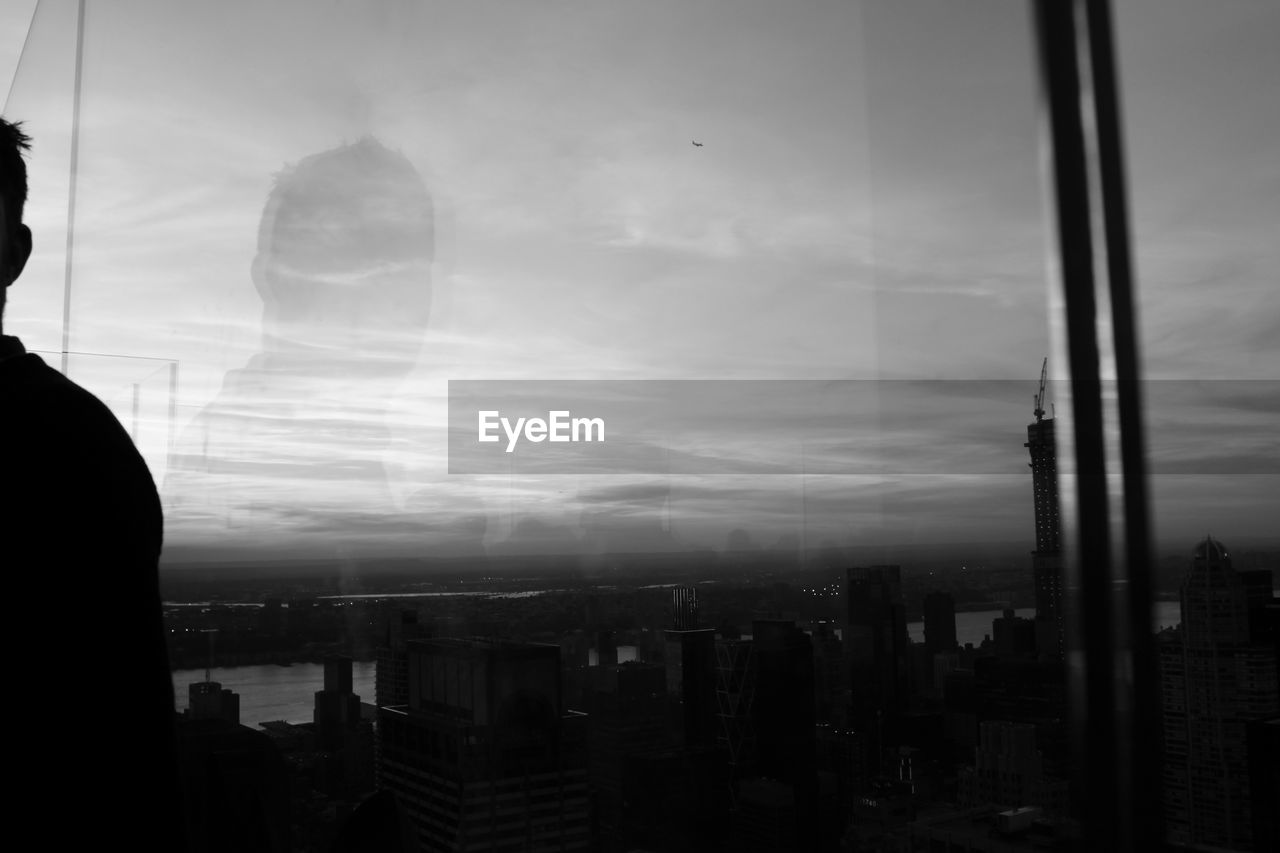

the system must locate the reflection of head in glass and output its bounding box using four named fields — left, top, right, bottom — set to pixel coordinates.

left=253, top=137, right=433, bottom=363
